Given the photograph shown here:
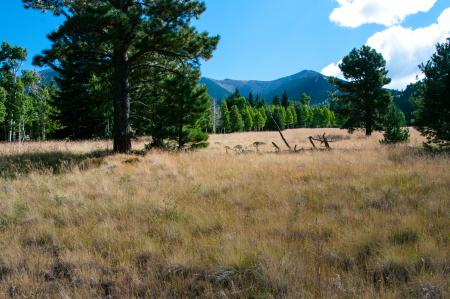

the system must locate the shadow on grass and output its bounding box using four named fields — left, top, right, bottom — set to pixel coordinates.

left=0, top=150, right=113, bottom=179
